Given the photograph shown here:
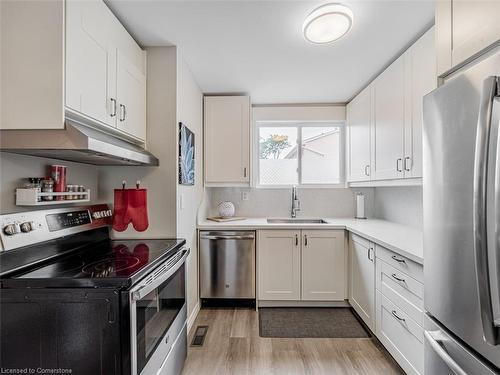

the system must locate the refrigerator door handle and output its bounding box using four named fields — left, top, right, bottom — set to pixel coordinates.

left=424, top=330, right=468, bottom=375
left=473, top=76, right=500, bottom=346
